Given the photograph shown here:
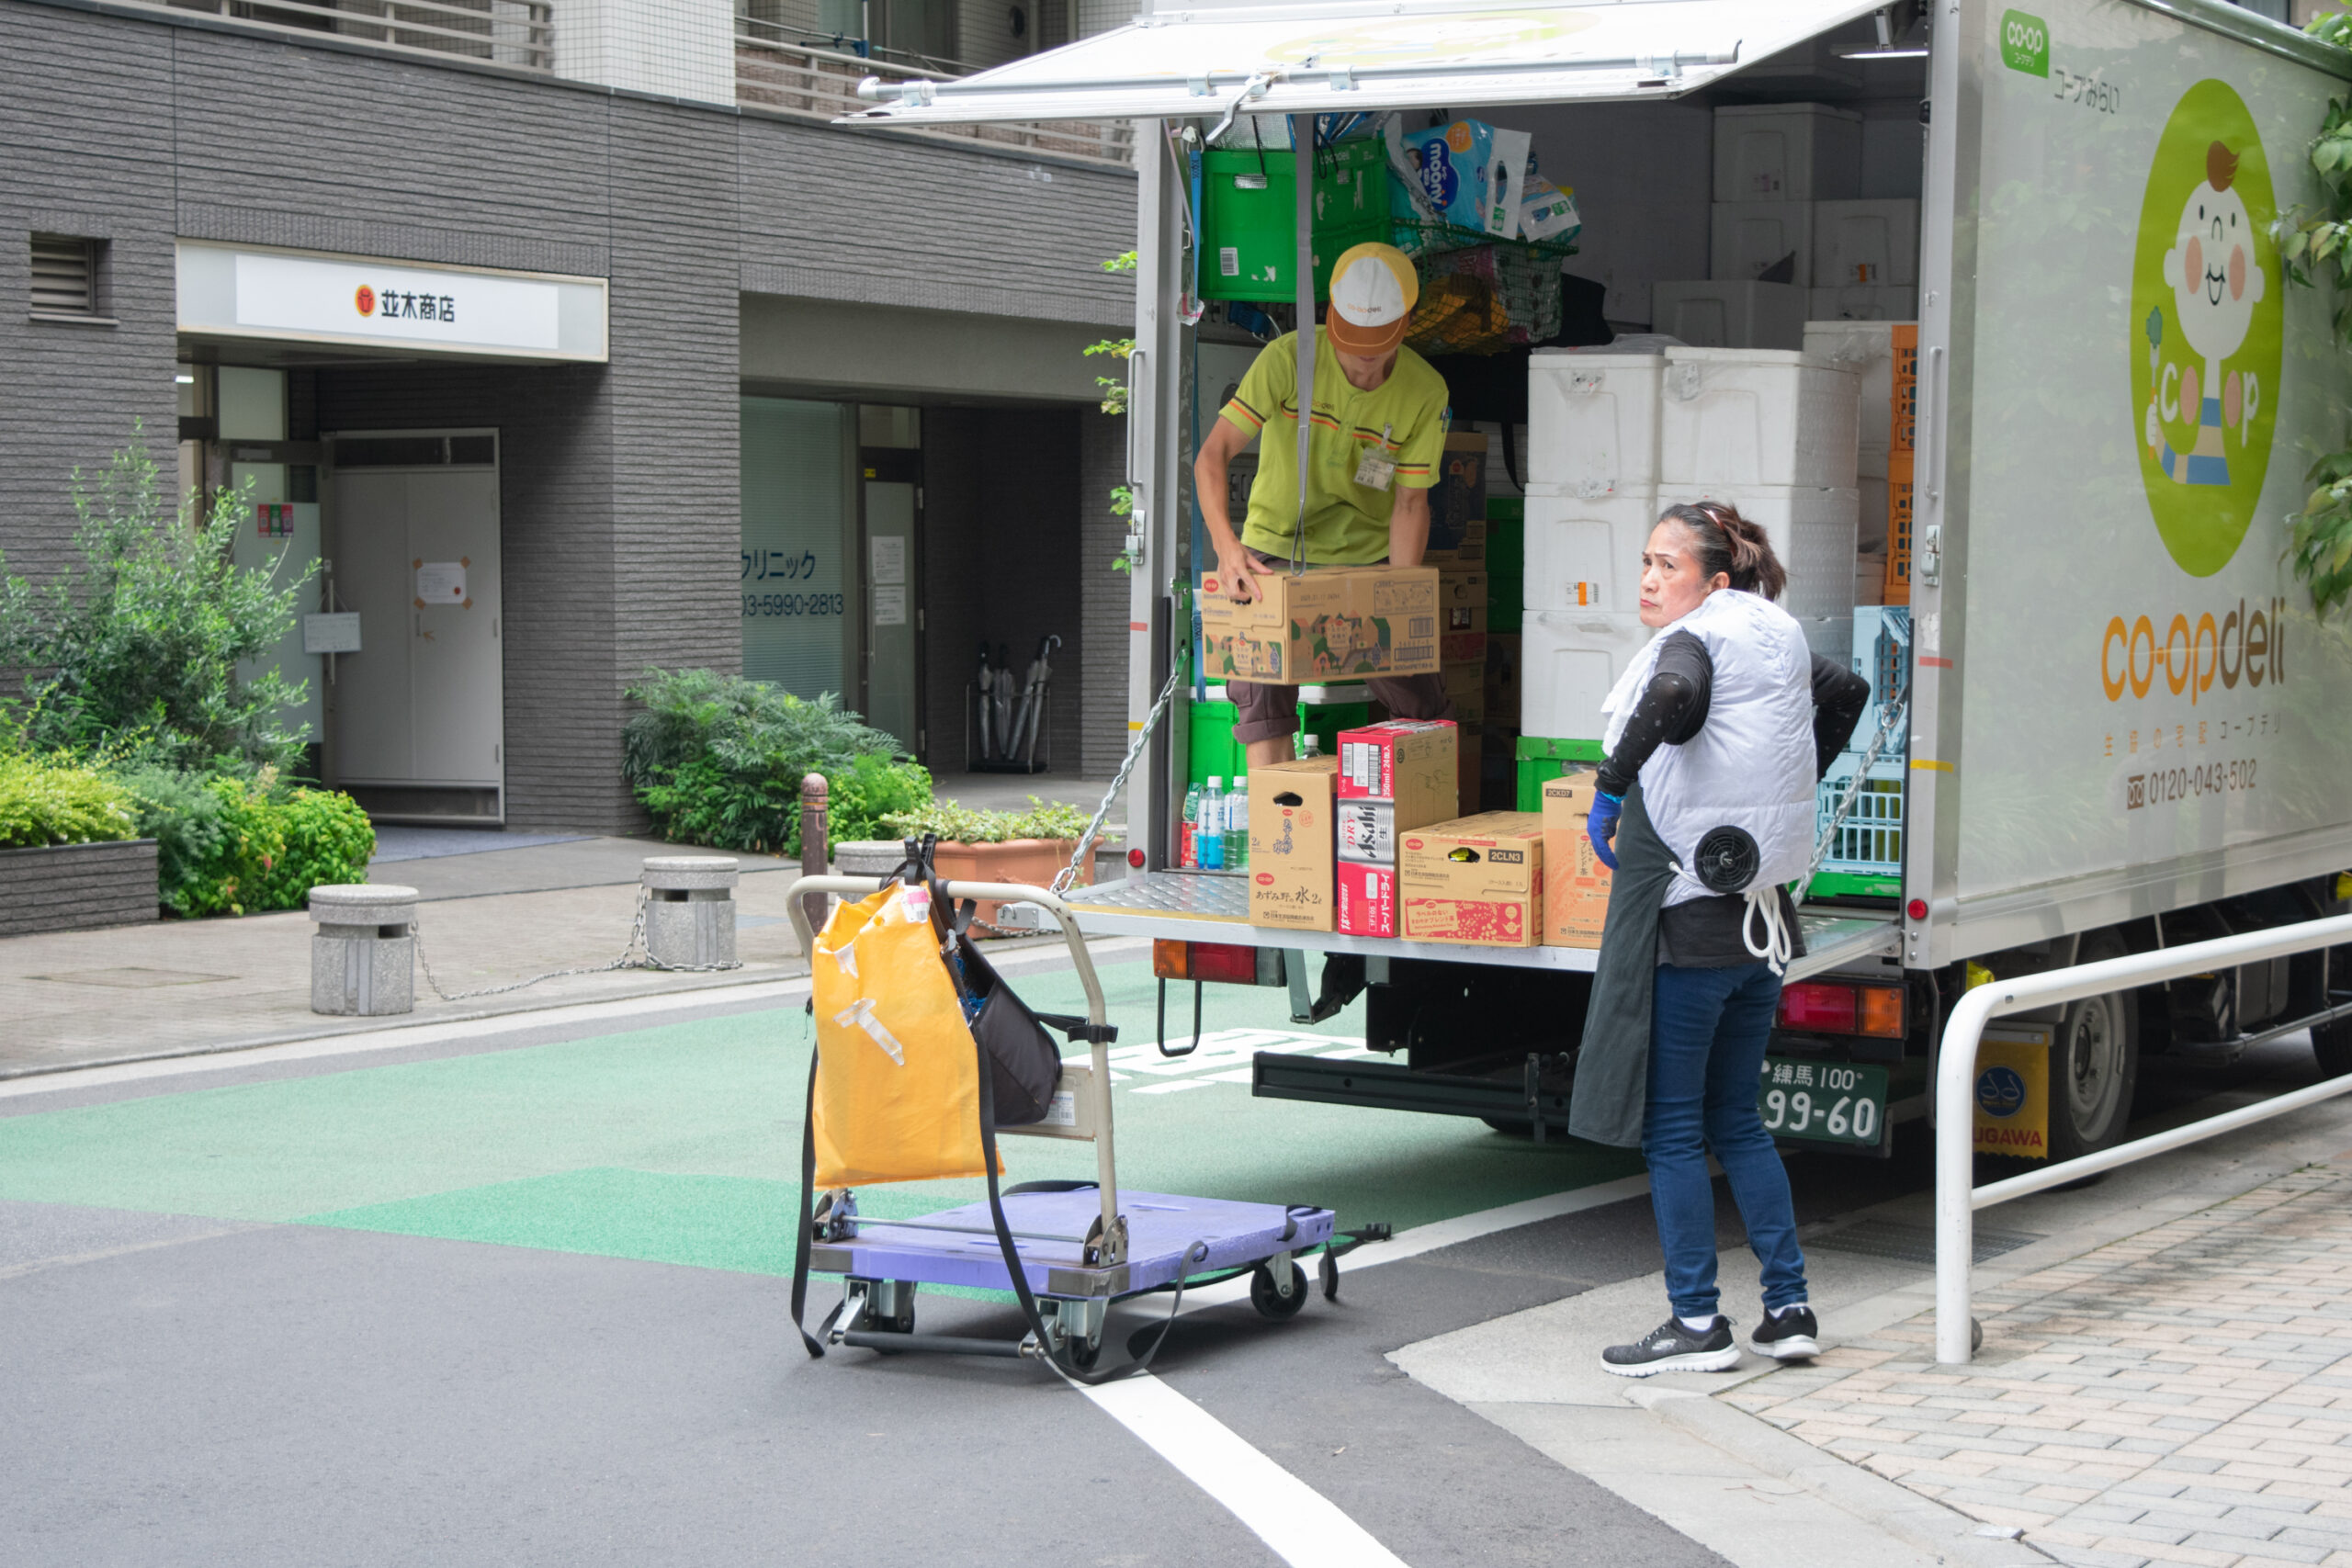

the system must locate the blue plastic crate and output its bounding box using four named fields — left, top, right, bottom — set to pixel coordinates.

left=1817, top=757, right=1905, bottom=881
